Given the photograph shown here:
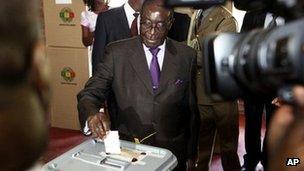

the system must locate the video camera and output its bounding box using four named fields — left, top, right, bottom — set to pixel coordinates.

left=166, top=0, right=304, bottom=101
